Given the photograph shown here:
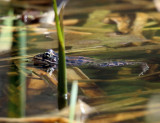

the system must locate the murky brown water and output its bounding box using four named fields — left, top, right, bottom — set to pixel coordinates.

left=0, top=0, right=160, bottom=122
